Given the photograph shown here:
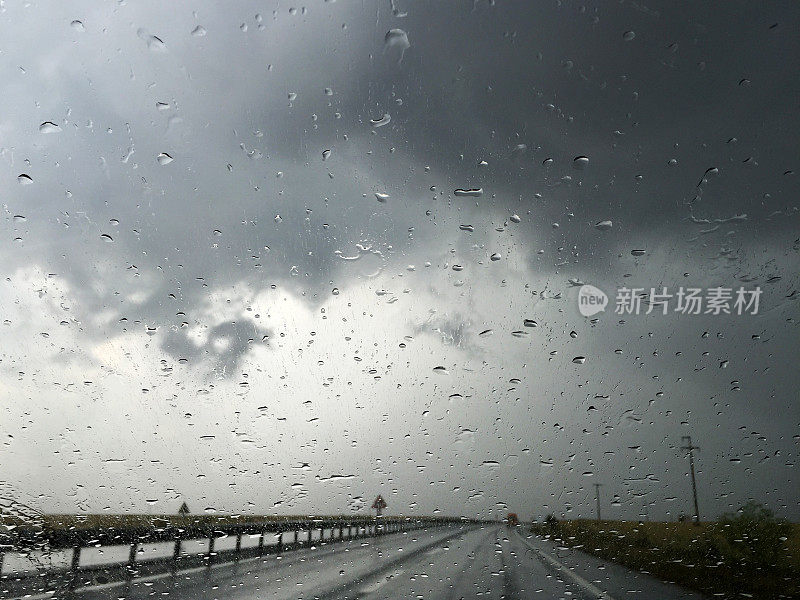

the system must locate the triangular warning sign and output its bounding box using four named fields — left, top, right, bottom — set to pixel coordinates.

left=178, top=502, right=190, bottom=515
